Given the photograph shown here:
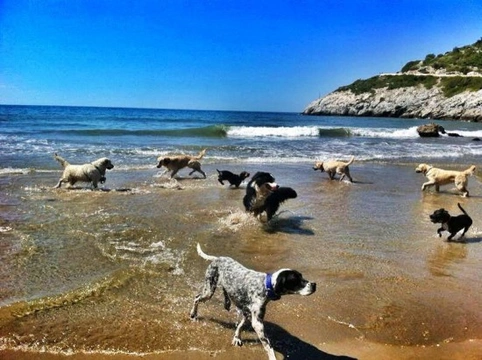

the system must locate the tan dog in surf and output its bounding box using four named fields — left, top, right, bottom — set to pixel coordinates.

left=415, top=163, right=476, bottom=197
left=156, top=149, right=207, bottom=178
left=313, top=156, right=355, bottom=182
left=53, top=153, right=114, bottom=189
